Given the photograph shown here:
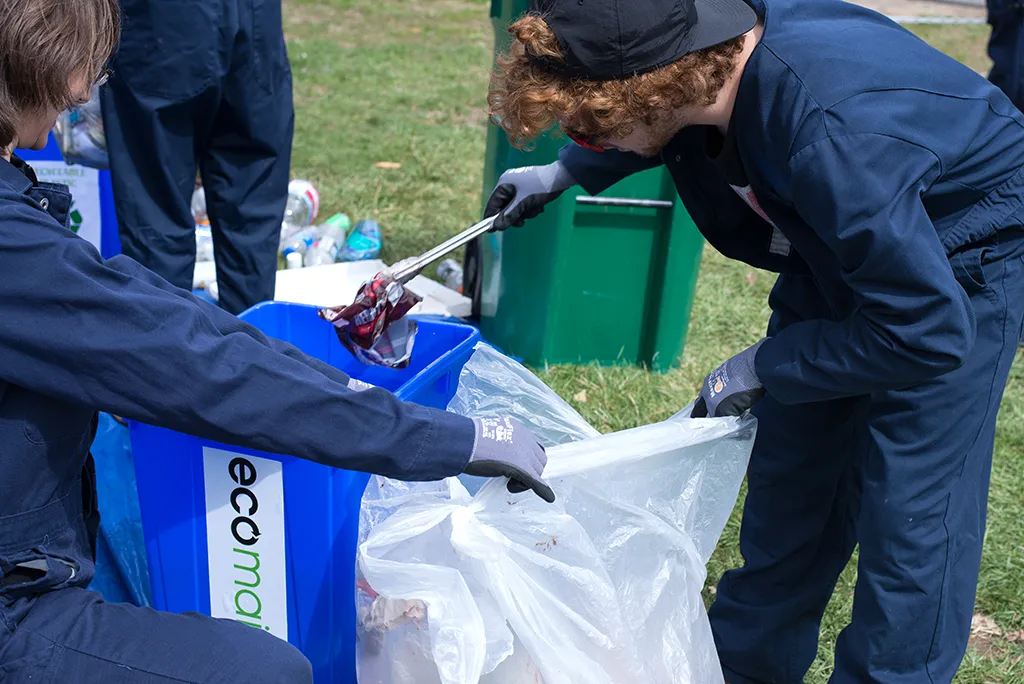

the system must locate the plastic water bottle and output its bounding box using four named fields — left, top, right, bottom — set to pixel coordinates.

left=53, top=84, right=107, bottom=168
left=304, top=236, right=340, bottom=267
left=284, top=179, right=319, bottom=228
left=284, top=197, right=310, bottom=229
left=195, top=225, right=214, bottom=262
left=321, top=213, right=351, bottom=240
left=339, top=219, right=383, bottom=262
left=437, top=259, right=463, bottom=292
left=280, top=227, right=317, bottom=260
left=301, top=214, right=350, bottom=267
left=191, top=186, right=208, bottom=226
